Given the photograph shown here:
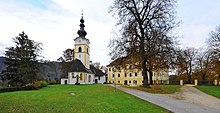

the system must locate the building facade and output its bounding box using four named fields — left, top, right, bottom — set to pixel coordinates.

left=107, top=57, right=169, bottom=86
